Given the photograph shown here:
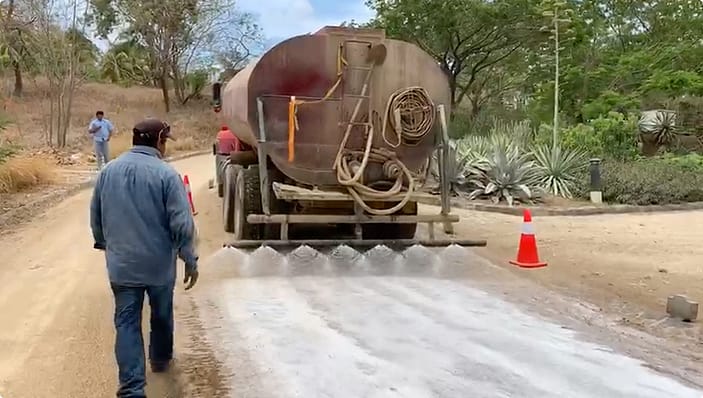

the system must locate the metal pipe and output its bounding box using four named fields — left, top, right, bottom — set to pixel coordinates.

left=437, top=105, right=453, bottom=234
left=256, top=97, right=271, bottom=214
left=247, top=214, right=460, bottom=224
left=589, top=158, right=602, bottom=204
left=224, top=238, right=487, bottom=249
